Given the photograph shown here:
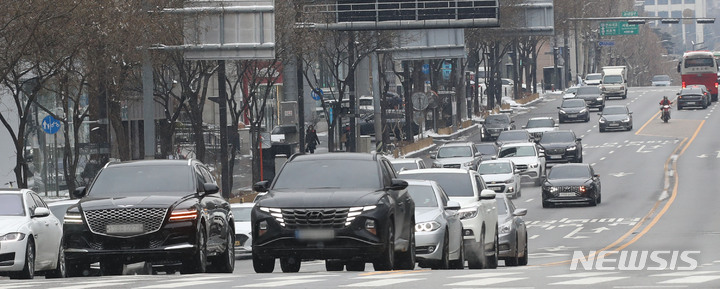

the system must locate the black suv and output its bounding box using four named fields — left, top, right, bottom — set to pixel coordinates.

left=251, top=153, right=415, bottom=273
left=538, top=130, right=583, bottom=164
left=481, top=114, right=515, bottom=141
left=63, top=160, right=234, bottom=276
